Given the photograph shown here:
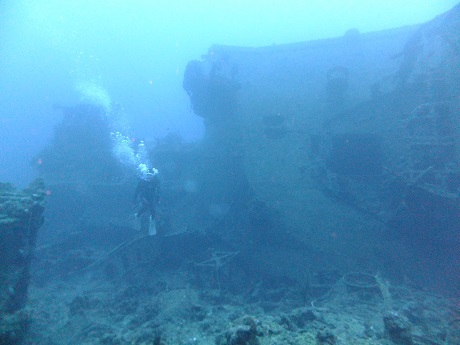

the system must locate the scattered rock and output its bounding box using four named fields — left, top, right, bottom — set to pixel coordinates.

left=289, top=307, right=317, bottom=328
left=383, top=312, right=414, bottom=345
left=217, top=316, right=259, bottom=345
left=316, top=329, right=337, bottom=344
